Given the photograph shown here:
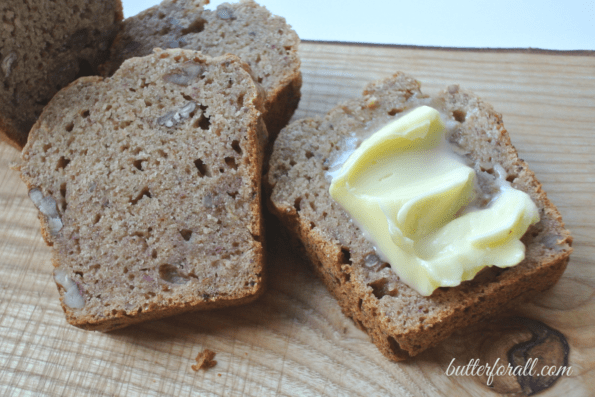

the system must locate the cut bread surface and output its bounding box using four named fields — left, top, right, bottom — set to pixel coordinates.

left=267, top=72, right=572, bottom=361
left=16, top=49, right=266, bottom=331
left=0, top=0, right=123, bottom=149
left=103, top=0, right=302, bottom=139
